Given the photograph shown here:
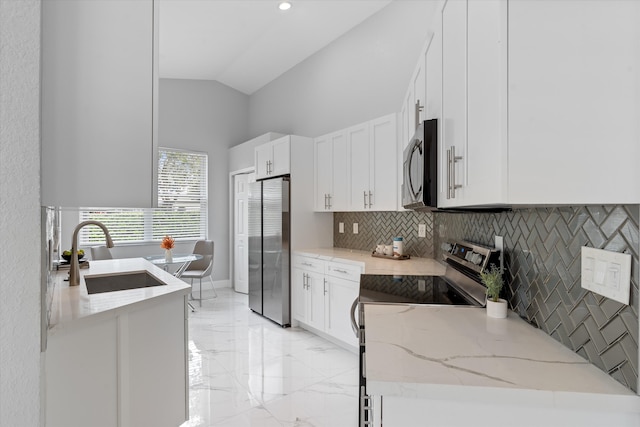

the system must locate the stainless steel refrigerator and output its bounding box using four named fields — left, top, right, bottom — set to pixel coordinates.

left=248, top=176, right=290, bottom=326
